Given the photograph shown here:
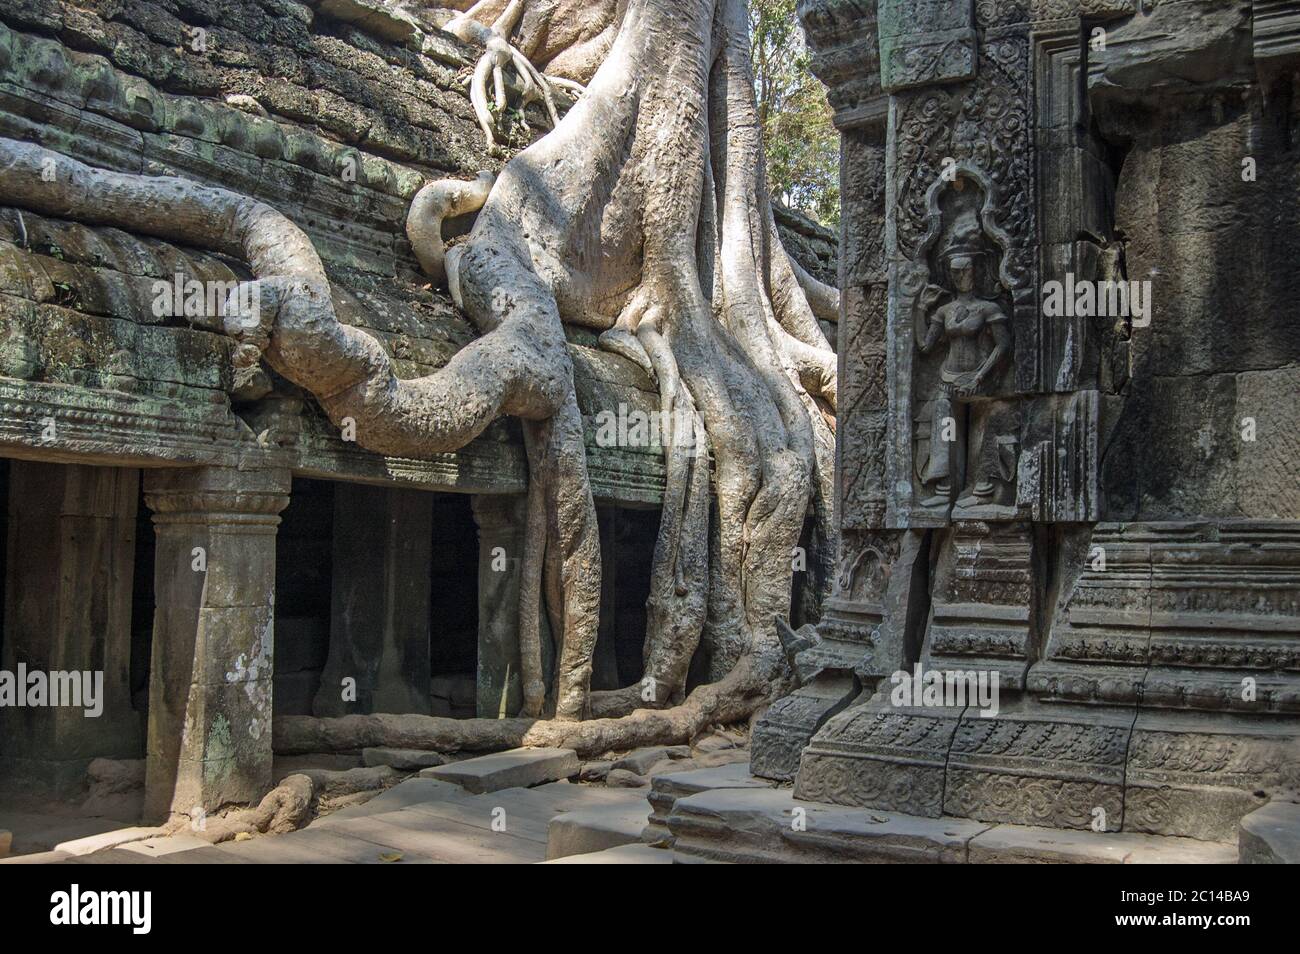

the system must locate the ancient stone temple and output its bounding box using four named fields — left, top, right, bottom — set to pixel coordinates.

left=750, top=0, right=1300, bottom=851
left=0, top=0, right=1295, bottom=871
left=0, top=0, right=834, bottom=847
